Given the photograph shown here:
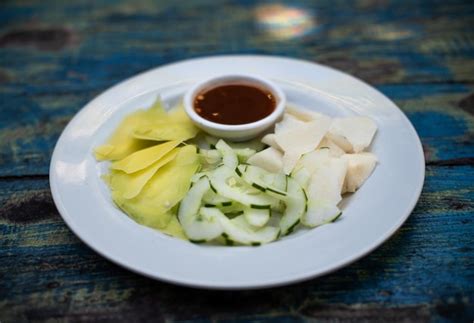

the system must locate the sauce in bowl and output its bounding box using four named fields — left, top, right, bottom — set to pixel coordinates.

left=193, top=84, right=276, bottom=125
